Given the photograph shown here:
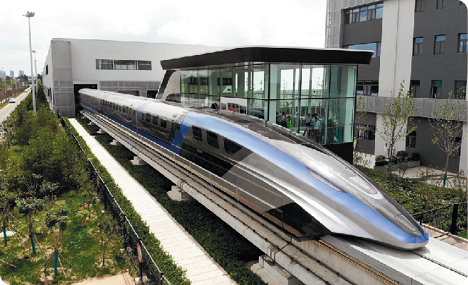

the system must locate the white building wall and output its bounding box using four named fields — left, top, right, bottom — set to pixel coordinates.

left=374, top=0, right=416, bottom=157
left=66, top=39, right=221, bottom=83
